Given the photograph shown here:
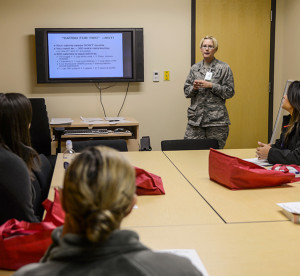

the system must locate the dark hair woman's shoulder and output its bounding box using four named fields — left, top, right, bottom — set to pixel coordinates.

left=0, top=146, right=26, bottom=166
left=0, top=146, right=30, bottom=182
